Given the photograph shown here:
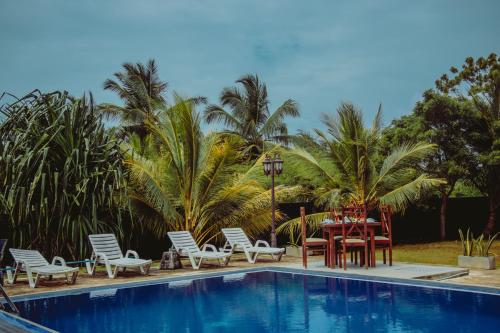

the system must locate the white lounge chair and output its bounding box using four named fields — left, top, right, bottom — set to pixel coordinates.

left=6, top=249, right=78, bottom=288
left=167, top=231, right=231, bottom=270
left=87, top=234, right=152, bottom=278
left=221, top=228, right=285, bottom=263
